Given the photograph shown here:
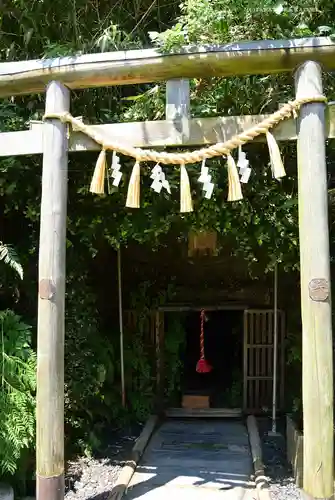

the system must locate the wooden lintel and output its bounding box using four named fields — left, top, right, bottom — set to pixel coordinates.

left=1, top=104, right=335, bottom=158
left=1, top=37, right=335, bottom=97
